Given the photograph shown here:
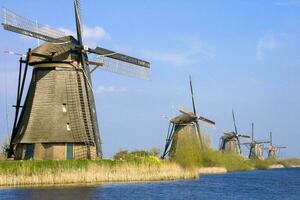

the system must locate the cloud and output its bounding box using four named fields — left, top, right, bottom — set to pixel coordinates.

left=142, top=38, right=216, bottom=67
left=83, top=25, right=110, bottom=40
left=256, top=34, right=277, bottom=60
left=94, top=85, right=127, bottom=94
left=142, top=51, right=193, bottom=67
left=58, top=25, right=110, bottom=47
